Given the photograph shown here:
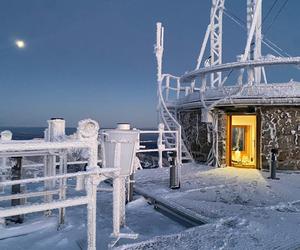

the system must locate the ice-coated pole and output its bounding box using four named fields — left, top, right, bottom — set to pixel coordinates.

left=157, top=123, right=165, bottom=168
left=77, top=119, right=100, bottom=250
left=44, top=118, right=66, bottom=216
